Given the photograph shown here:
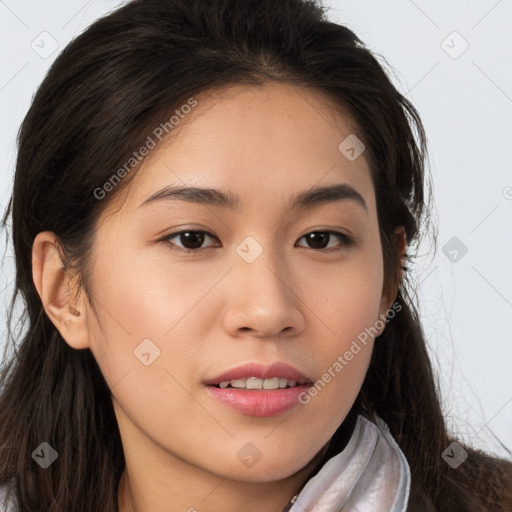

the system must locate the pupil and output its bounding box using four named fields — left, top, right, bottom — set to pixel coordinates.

left=181, top=231, right=204, bottom=249
left=307, top=232, right=328, bottom=249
